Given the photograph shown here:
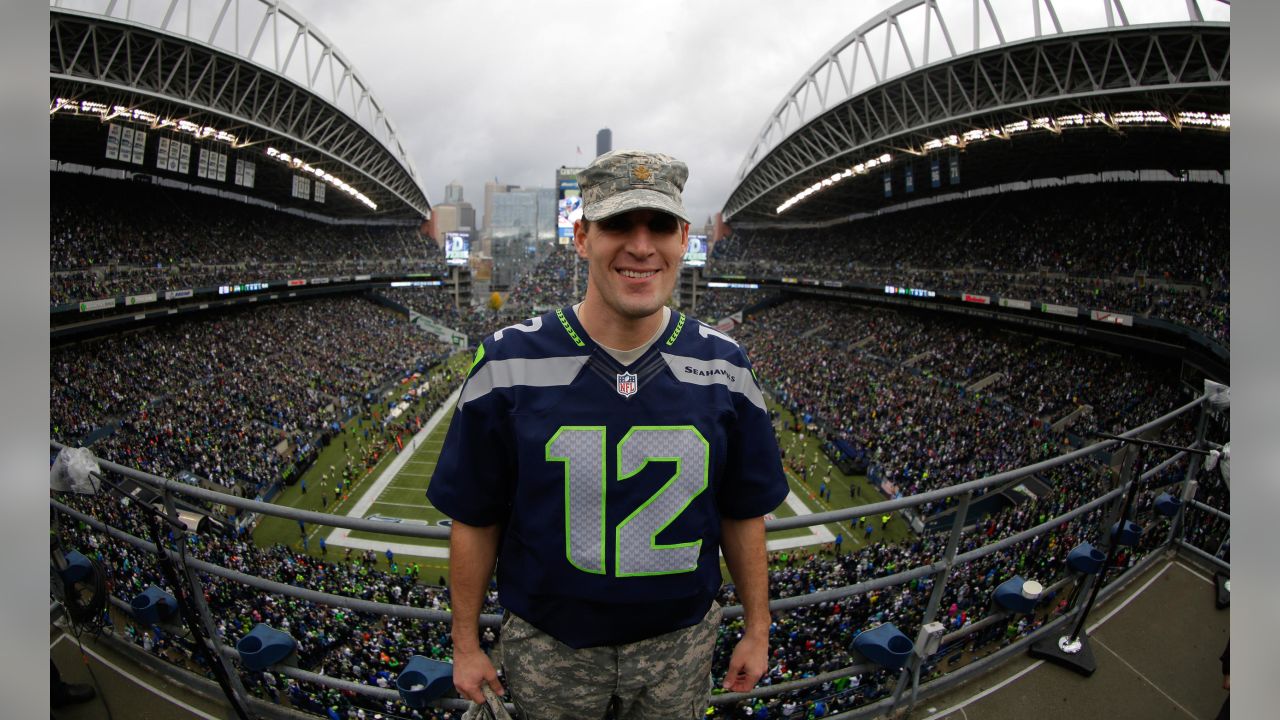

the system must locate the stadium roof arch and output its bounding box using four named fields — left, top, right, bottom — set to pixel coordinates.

left=50, top=0, right=431, bottom=221
left=723, top=0, right=1230, bottom=226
